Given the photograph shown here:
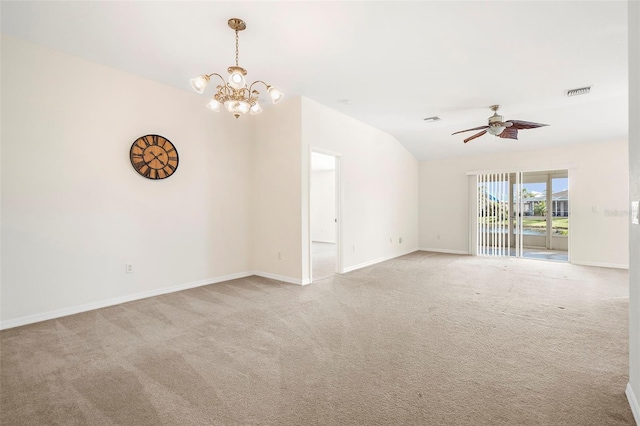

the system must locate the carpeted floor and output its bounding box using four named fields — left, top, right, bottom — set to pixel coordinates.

left=0, top=251, right=634, bottom=425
